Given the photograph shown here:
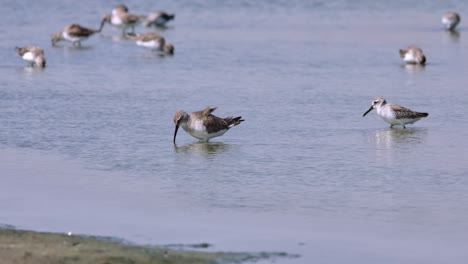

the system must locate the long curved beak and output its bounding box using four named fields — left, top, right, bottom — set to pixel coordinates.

left=173, top=125, right=179, bottom=143
left=363, top=106, right=373, bottom=117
